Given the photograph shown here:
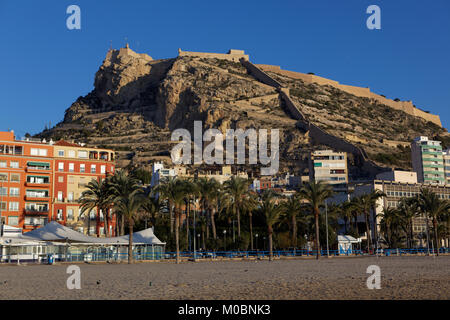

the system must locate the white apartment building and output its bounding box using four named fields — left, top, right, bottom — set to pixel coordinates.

left=411, top=136, right=445, bottom=185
